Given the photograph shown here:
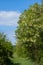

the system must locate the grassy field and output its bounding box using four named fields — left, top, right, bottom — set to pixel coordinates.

left=12, top=57, right=35, bottom=65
